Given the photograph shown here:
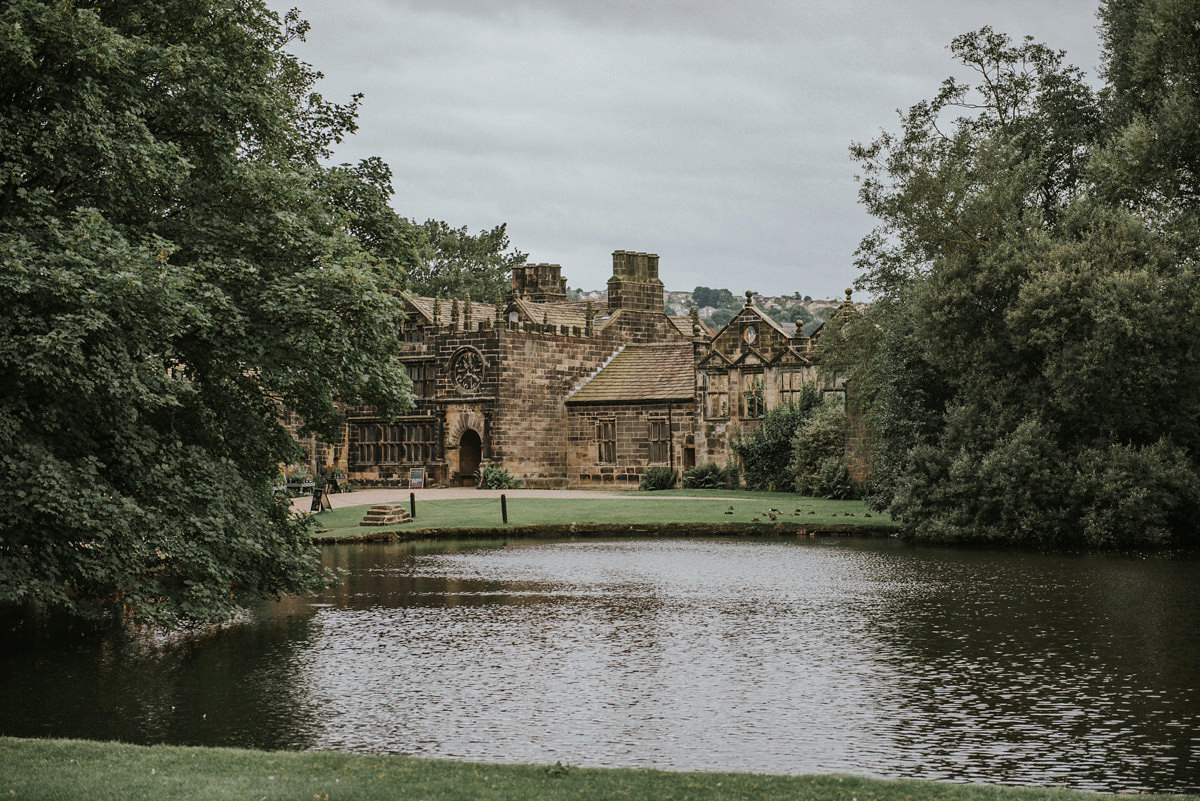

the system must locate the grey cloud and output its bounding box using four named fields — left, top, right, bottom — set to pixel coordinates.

left=280, top=0, right=1103, bottom=297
